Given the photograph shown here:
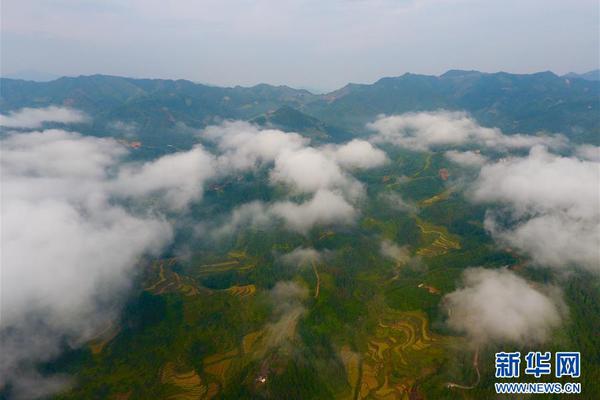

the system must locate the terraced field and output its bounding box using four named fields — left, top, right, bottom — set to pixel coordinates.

left=347, top=311, right=452, bottom=400
left=194, top=250, right=256, bottom=276
left=225, top=284, right=256, bottom=297
left=242, top=330, right=264, bottom=355
left=161, top=362, right=218, bottom=400
left=203, top=349, right=238, bottom=385
left=415, top=219, right=460, bottom=257
left=145, top=258, right=200, bottom=296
